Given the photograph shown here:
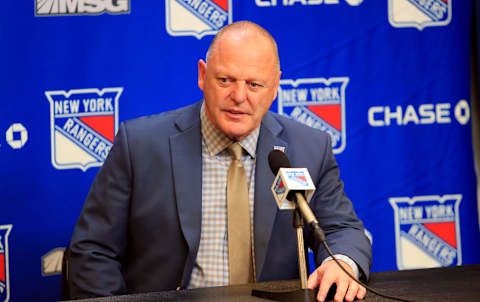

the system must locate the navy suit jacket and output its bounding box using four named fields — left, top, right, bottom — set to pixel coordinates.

left=67, top=101, right=372, bottom=298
